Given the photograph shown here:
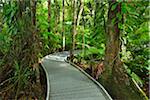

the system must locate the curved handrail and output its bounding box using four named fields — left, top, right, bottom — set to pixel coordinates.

left=41, top=61, right=51, bottom=100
